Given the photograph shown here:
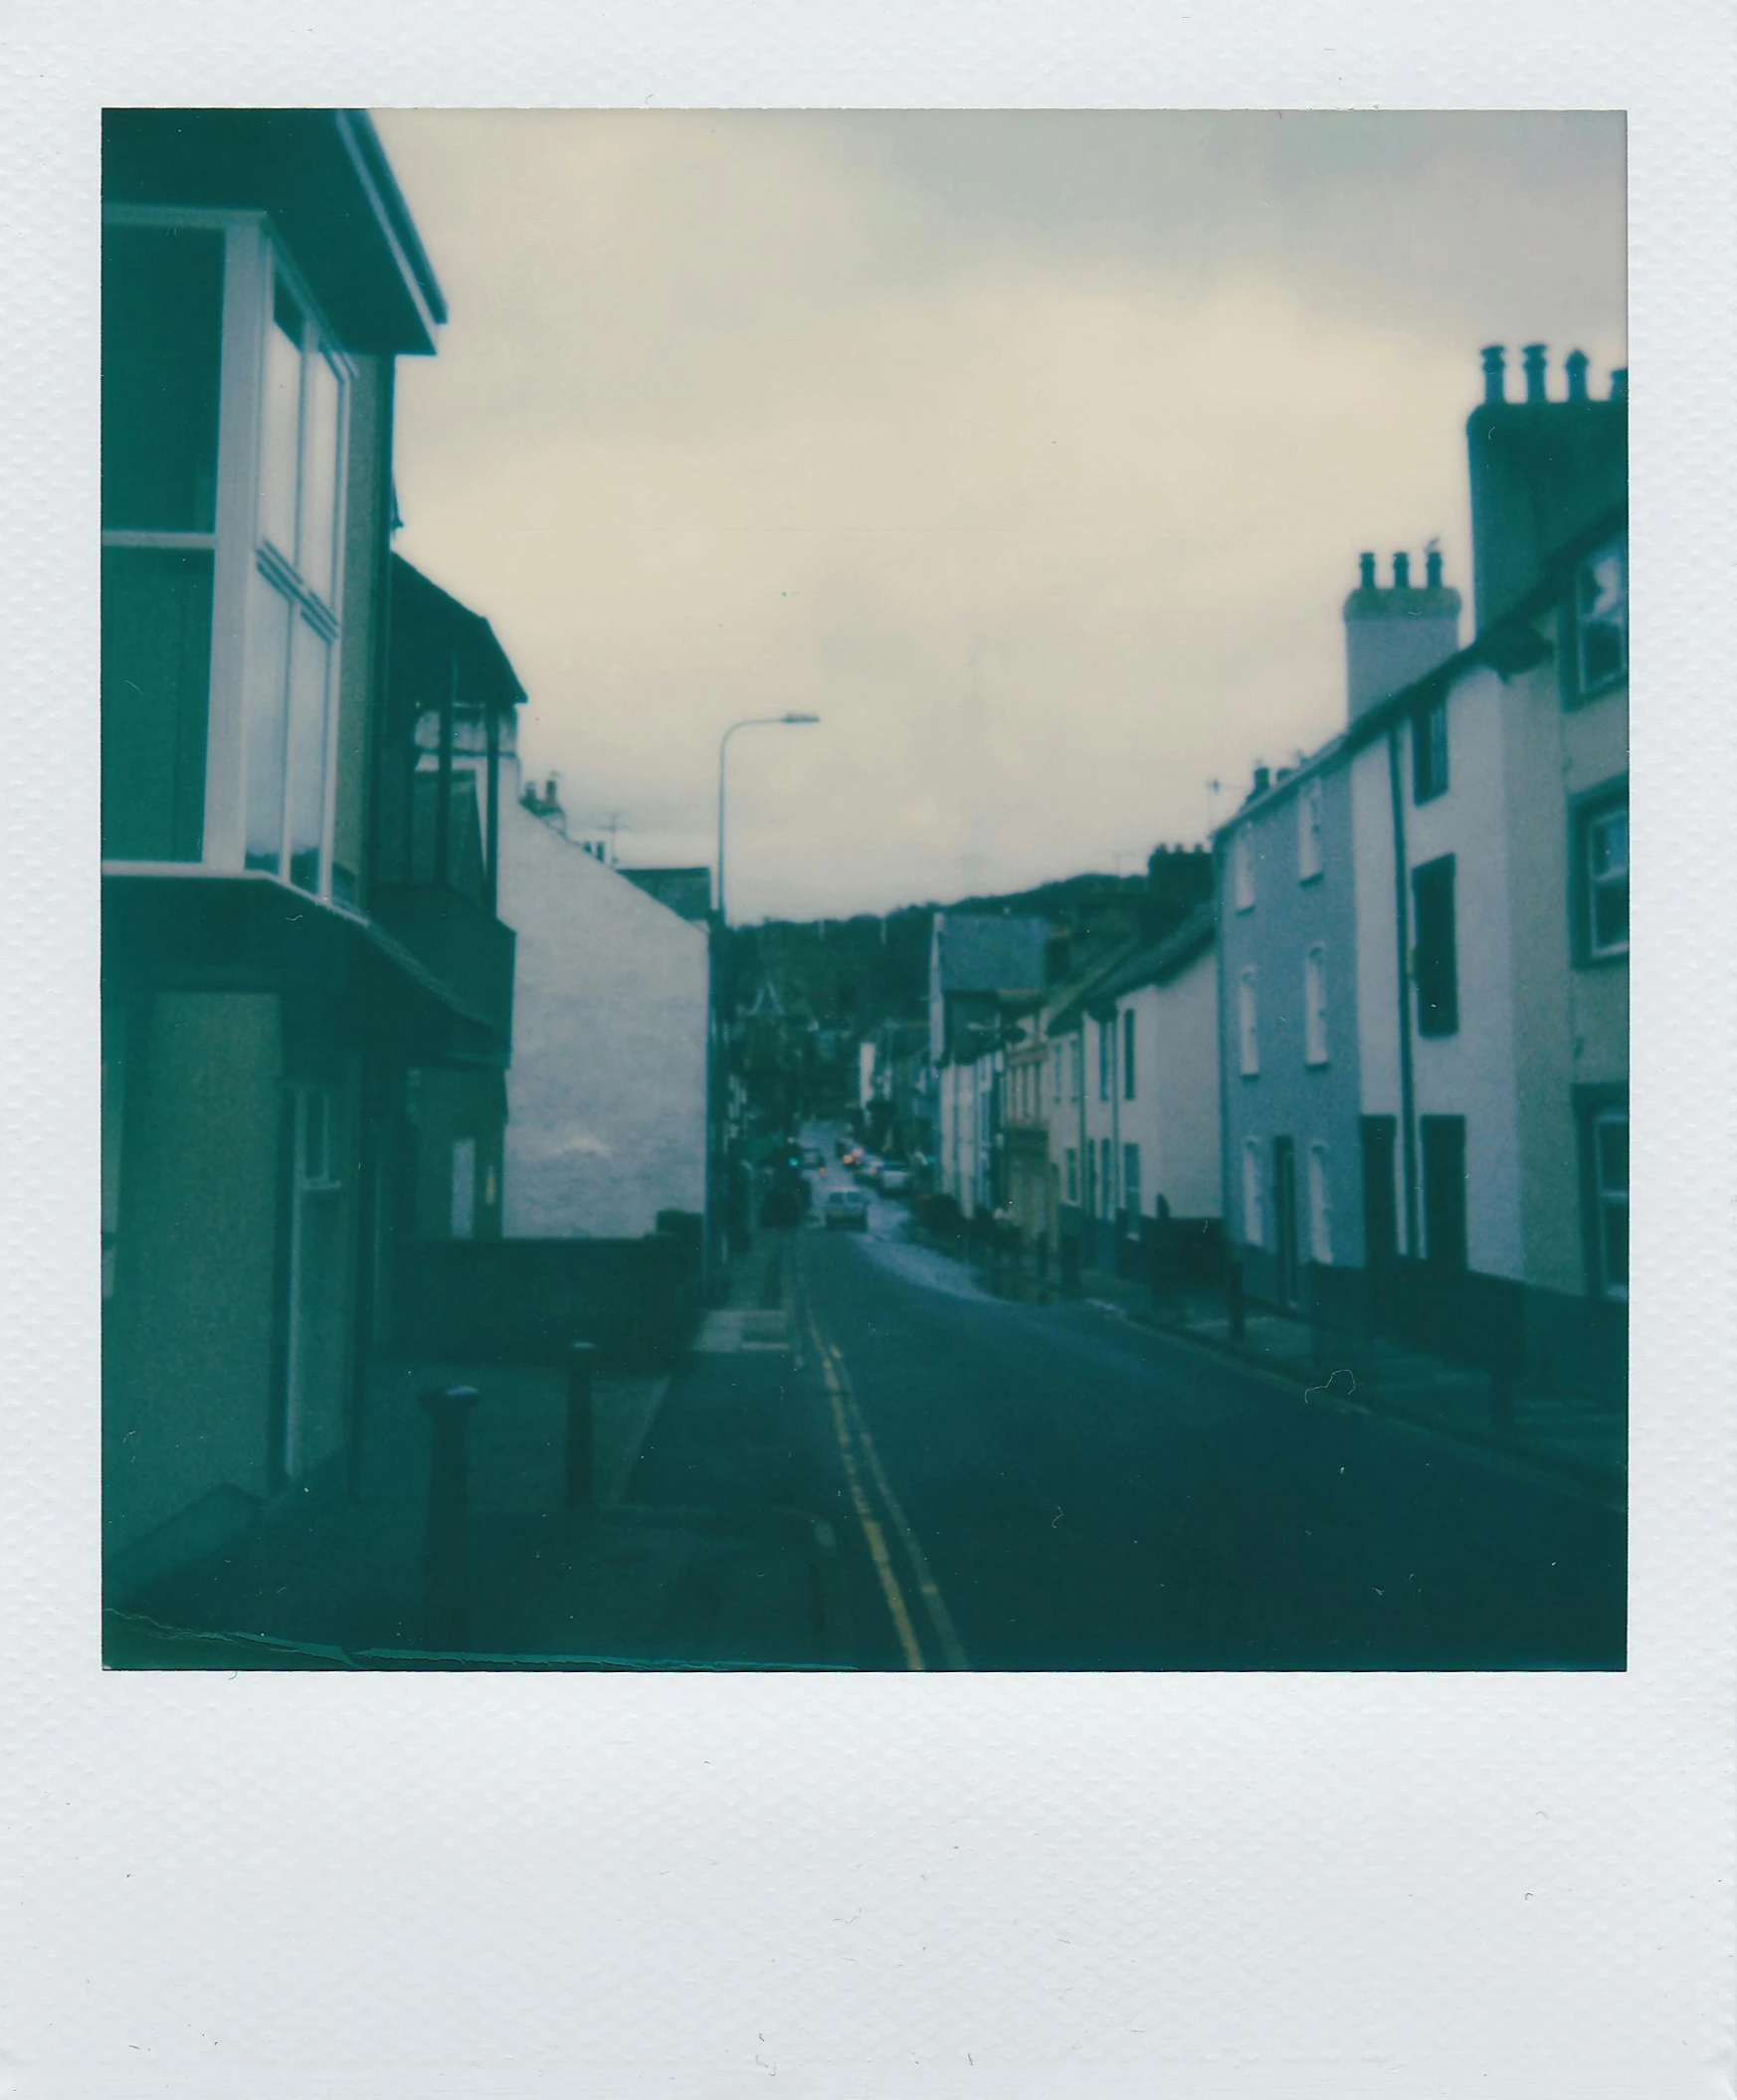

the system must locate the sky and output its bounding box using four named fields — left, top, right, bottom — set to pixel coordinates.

left=375, top=110, right=1626, bottom=924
